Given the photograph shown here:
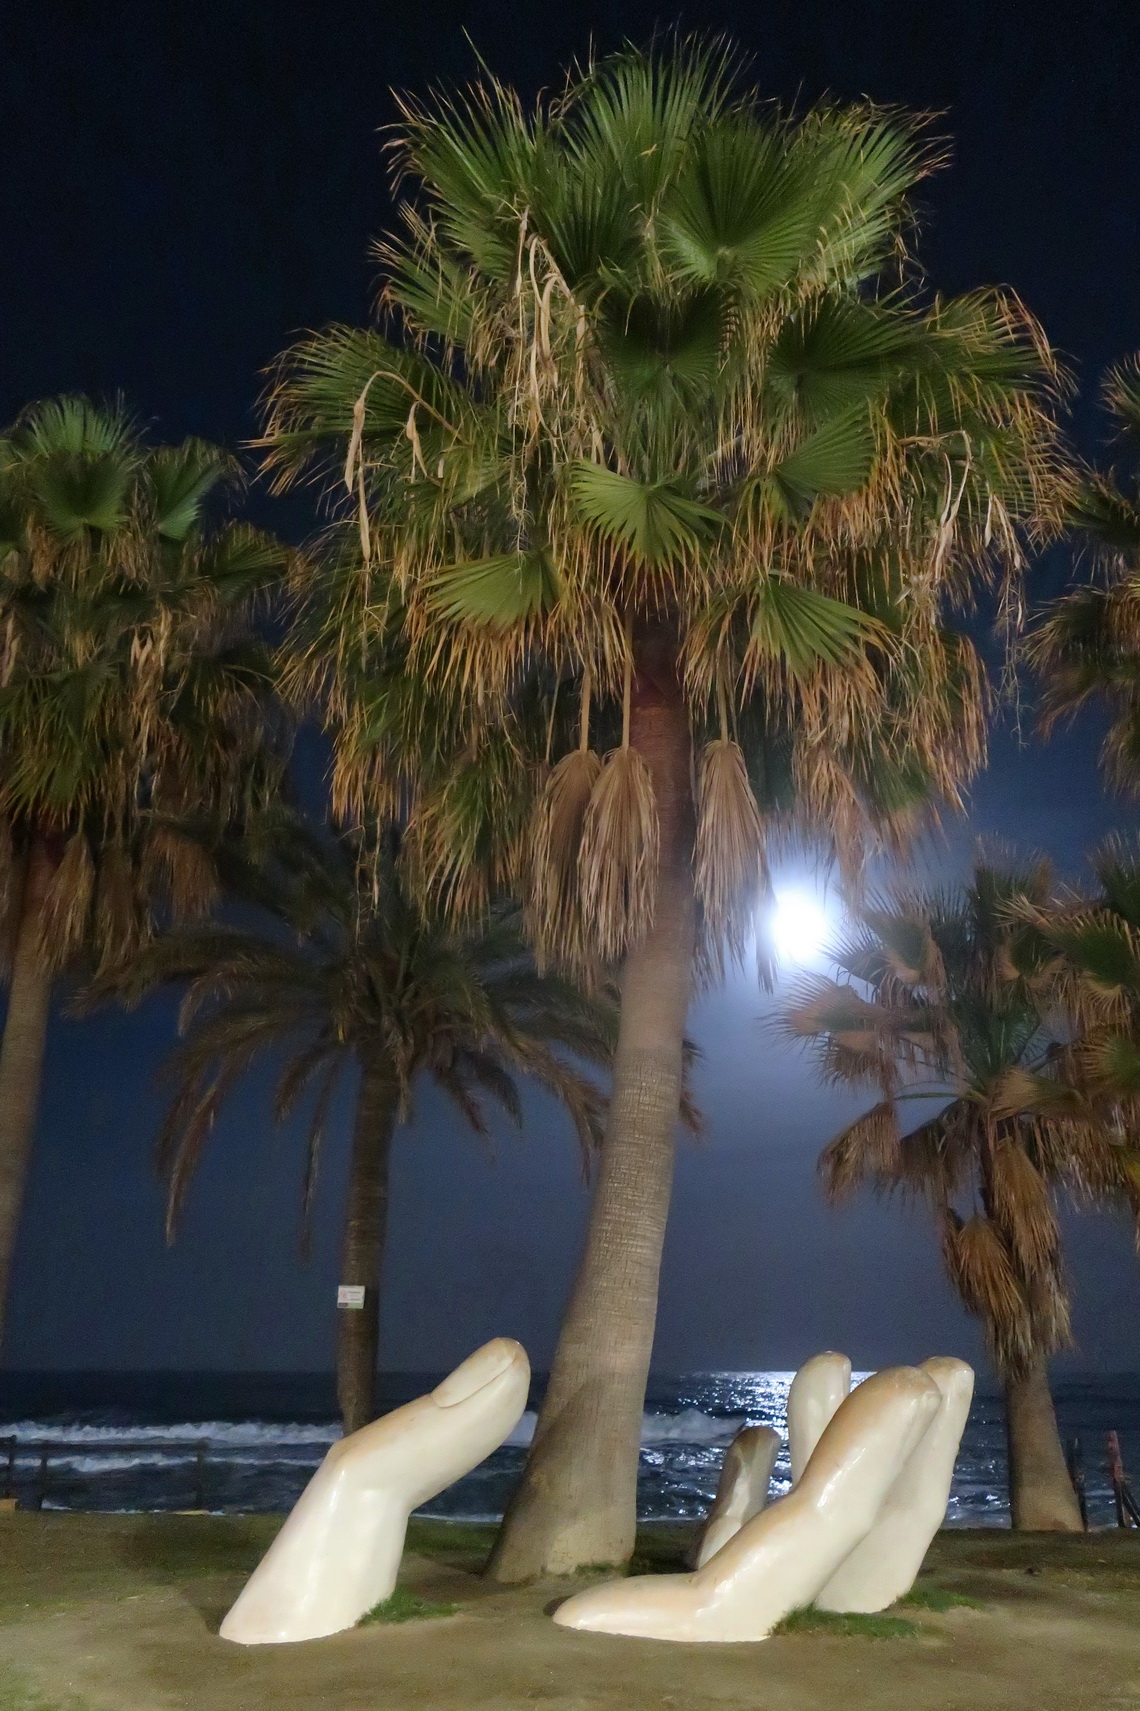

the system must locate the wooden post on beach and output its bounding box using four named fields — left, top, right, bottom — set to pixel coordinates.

left=1107, top=1432, right=1140, bottom=1527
